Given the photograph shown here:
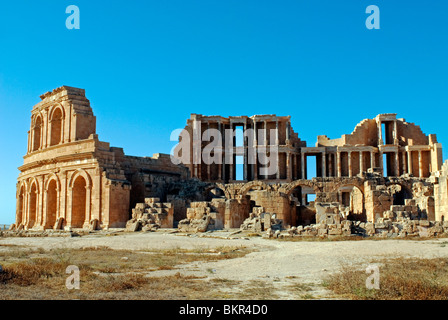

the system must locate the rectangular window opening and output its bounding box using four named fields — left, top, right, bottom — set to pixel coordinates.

left=306, top=155, right=317, bottom=179
left=306, top=193, right=316, bottom=205
left=235, top=126, right=244, bottom=147
left=236, top=155, right=244, bottom=180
